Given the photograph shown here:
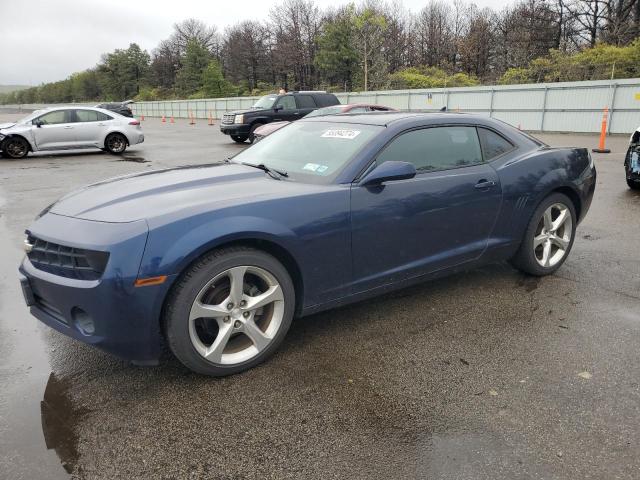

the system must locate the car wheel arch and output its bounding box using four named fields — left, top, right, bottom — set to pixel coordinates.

left=160, top=234, right=305, bottom=317
left=104, top=131, right=130, bottom=147
left=2, top=134, right=34, bottom=152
